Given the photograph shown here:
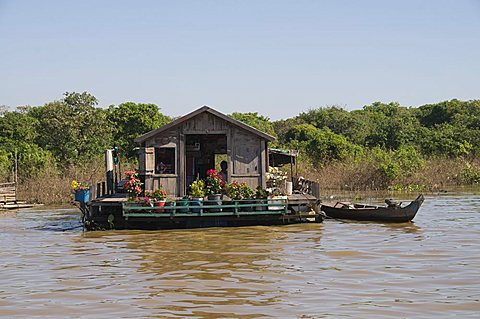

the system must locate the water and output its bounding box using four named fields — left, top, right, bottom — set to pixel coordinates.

left=1, top=192, right=479, bottom=318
